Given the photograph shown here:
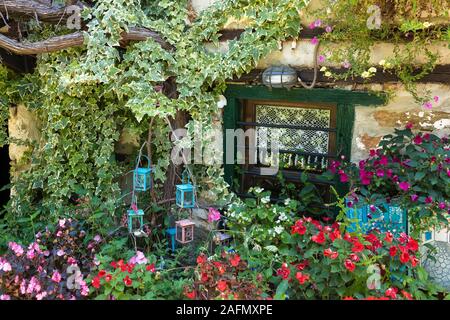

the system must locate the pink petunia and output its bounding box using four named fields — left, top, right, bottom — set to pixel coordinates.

left=208, top=208, right=221, bottom=222
left=434, top=96, right=439, bottom=103
left=51, top=270, right=62, bottom=283
left=314, top=19, right=322, bottom=27
left=318, top=55, right=325, bottom=63
left=411, top=194, right=419, bottom=202
left=399, top=181, right=410, bottom=191
left=325, top=25, right=333, bottom=33
left=423, top=101, right=433, bottom=110
left=311, top=37, right=319, bottom=45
